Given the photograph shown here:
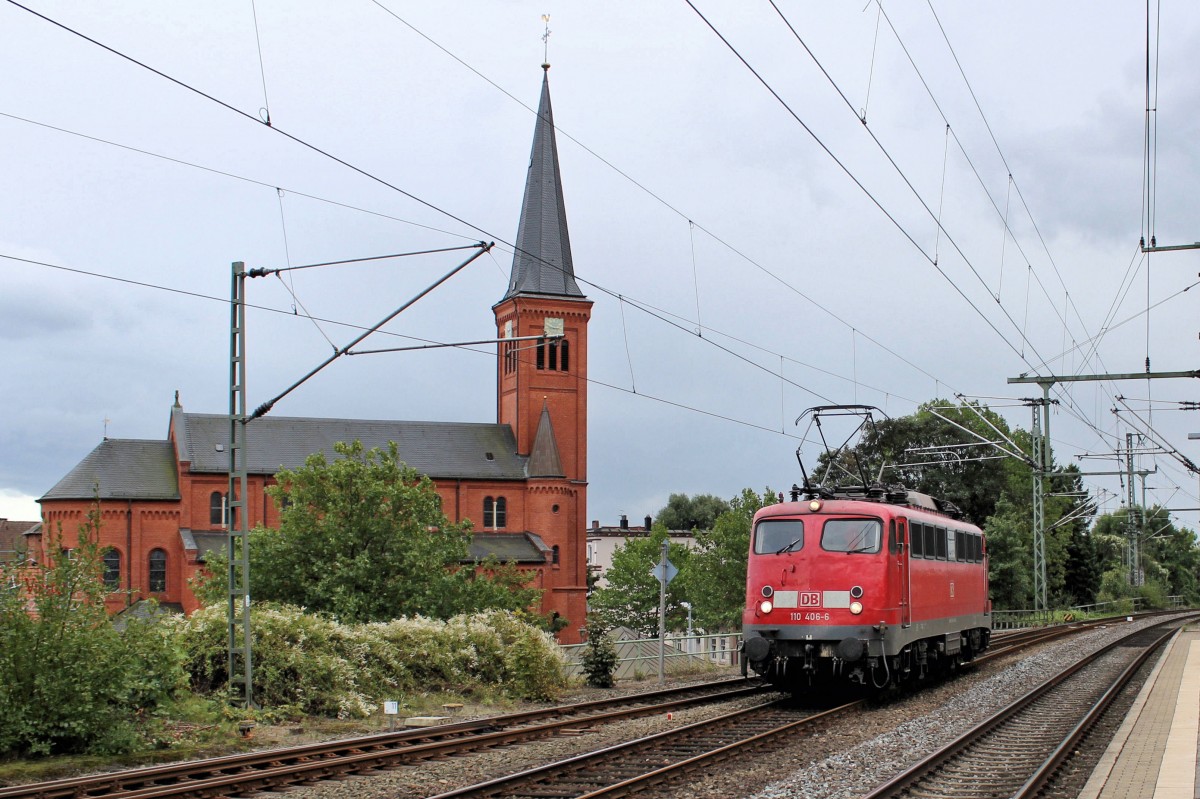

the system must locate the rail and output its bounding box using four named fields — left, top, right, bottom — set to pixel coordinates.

left=565, top=598, right=1189, bottom=676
